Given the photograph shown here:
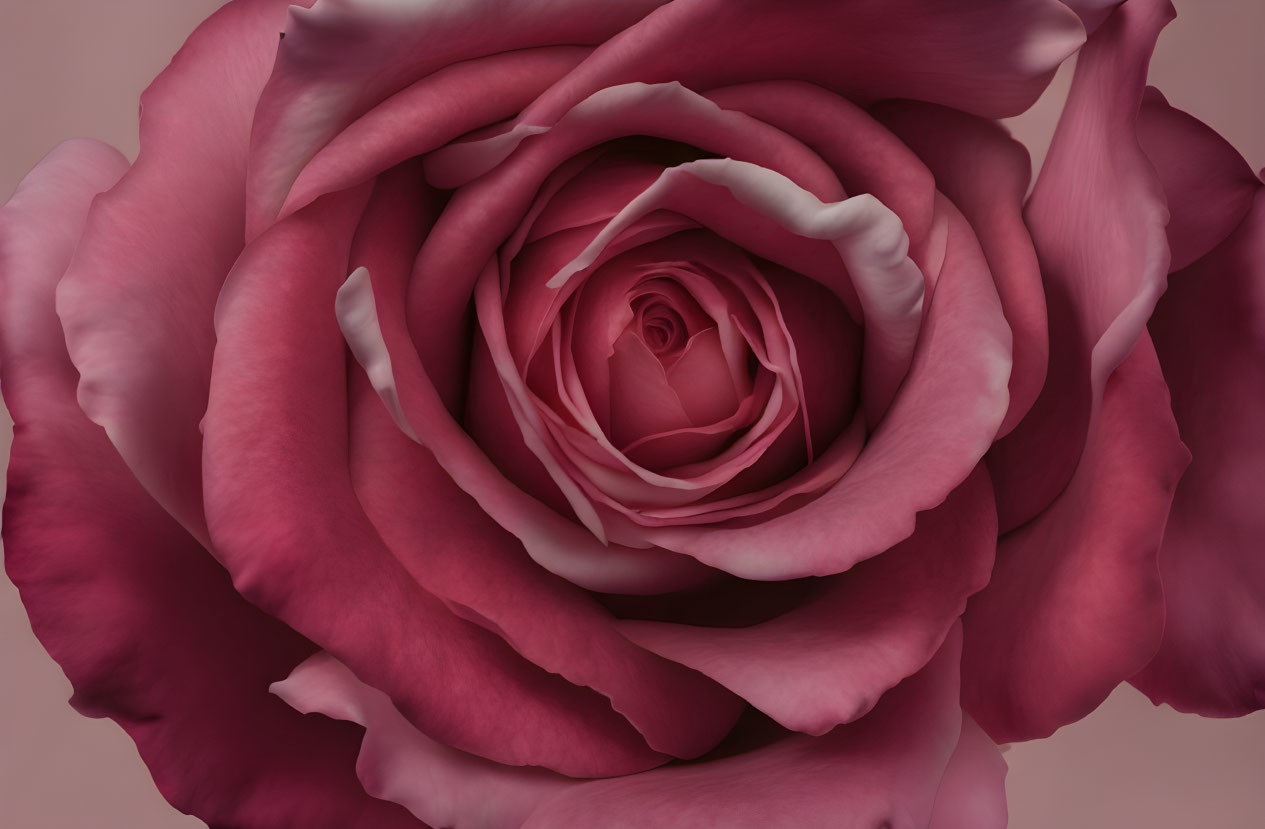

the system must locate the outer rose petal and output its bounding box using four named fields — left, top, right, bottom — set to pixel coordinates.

left=1133, top=187, right=1265, bottom=716
left=273, top=652, right=571, bottom=829
left=513, top=0, right=1085, bottom=145
left=1136, top=87, right=1261, bottom=271
left=874, top=101, right=1049, bottom=436
left=618, top=466, right=995, bottom=736
left=204, top=186, right=667, bottom=777
left=1, top=143, right=419, bottom=828
left=927, top=716, right=1008, bottom=829
left=277, top=627, right=986, bottom=829
left=248, top=0, right=670, bottom=229
left=962, top=335, right=1189, bottom=743
left=988, top=0, right=1175, bottom=531
left=524, top=626, right=969, bottom=828
left=53, top=0, right=294, bottom=547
